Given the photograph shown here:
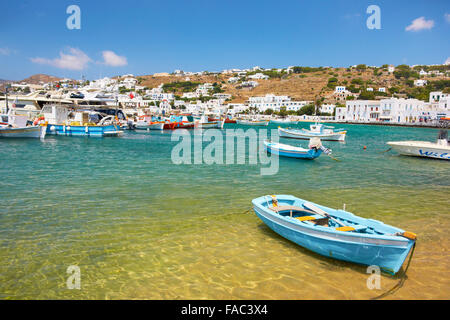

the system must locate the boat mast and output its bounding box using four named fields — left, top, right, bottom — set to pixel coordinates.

left=5, top=84, right=9, bottom=114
